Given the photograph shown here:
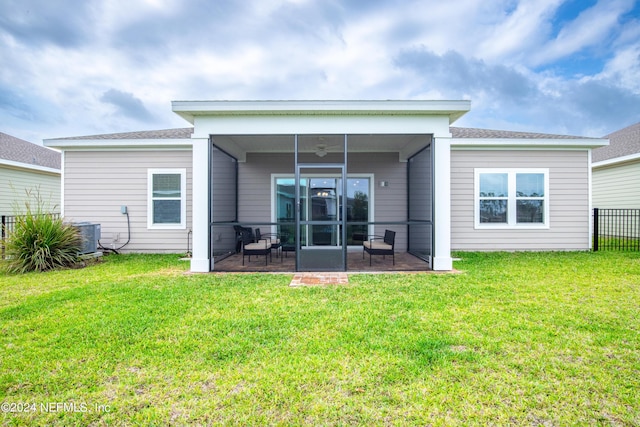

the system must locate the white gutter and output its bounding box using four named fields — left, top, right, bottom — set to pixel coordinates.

left=44, top=139, right=193, bottom=149
left=451, top=137, right=609, bottom=149
left=592, top=152, right=640, bottom=168
left=0, top=158, right=61, bottom=174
